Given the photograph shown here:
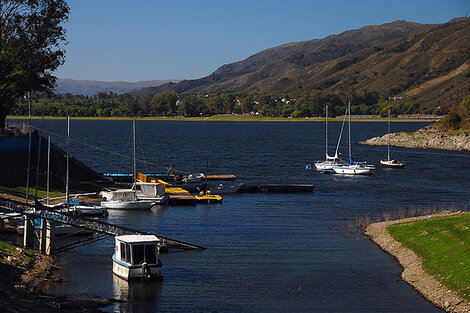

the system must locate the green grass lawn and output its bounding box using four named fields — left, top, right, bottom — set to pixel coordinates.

left=0, top=241, right=34, bottom=269
left=387, top=213, right=470, bottom=301
left=7, top=114, right=430, bottom=122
